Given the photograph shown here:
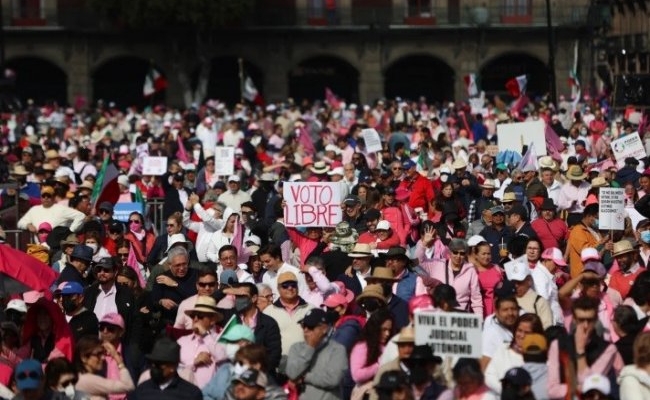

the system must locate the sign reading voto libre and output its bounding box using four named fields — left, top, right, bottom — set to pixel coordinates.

left=414, top=311, right=482, bottom=358
left=283, top=182, right=342, bottom=227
